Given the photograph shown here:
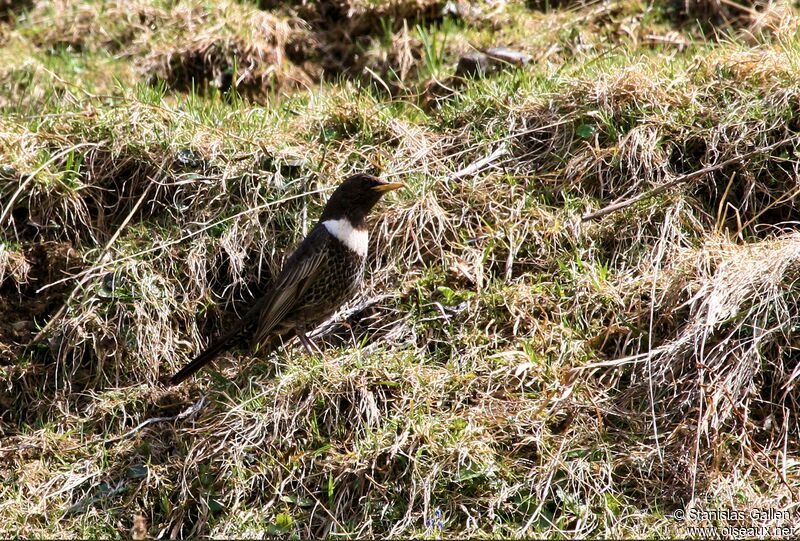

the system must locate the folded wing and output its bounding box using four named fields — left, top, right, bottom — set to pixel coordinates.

left=252, top=224, right=329, bottom=346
